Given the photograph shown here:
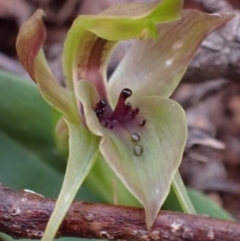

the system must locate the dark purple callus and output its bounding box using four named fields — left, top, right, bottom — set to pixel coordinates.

left=94, top=88, right=146, bottom=130
left=111, top=88, right=132, bottom=120
left=104, top=120, right=109, bottom=127
left=135, top=107, right=140, bottom=115
left=140, top=119, right=146, bottom=127
left=95, top=99, right=106, bottom=110
left=131, top=107, right=140, bottom=119
left=93, top=88, right=147, bottom=157
left=124, top=102, right=132, bottom=115
left=94, top=99, right=106, bottom=119
left=131, top=110, right=136, bottom=119
left=109, top=123, right=114, bottom=129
